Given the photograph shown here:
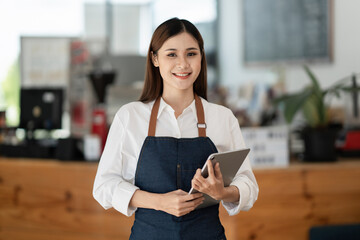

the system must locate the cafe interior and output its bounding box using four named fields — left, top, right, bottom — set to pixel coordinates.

left=0, top=0, right=359, bottom=239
